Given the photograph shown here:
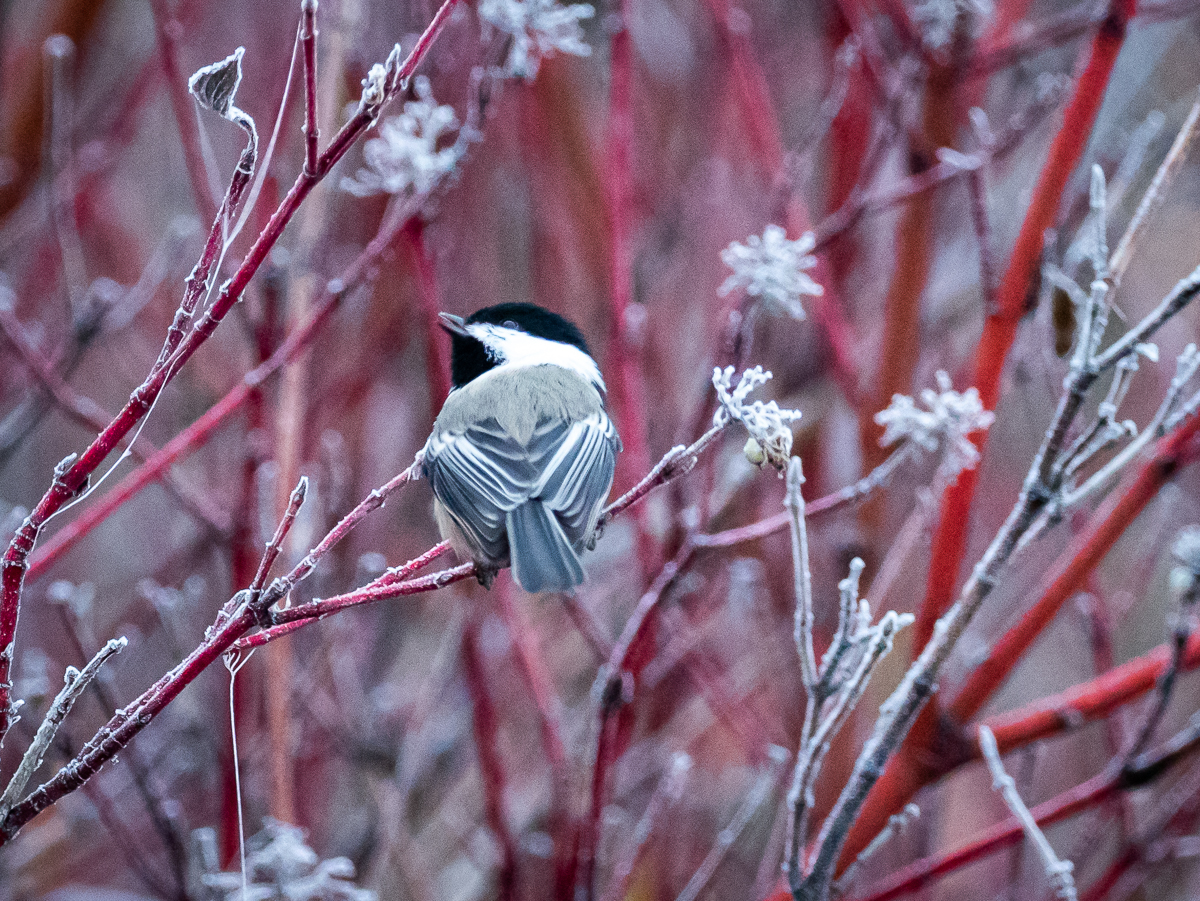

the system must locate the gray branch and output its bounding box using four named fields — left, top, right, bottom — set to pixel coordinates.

left=0, top=637, right=126, bottom=822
